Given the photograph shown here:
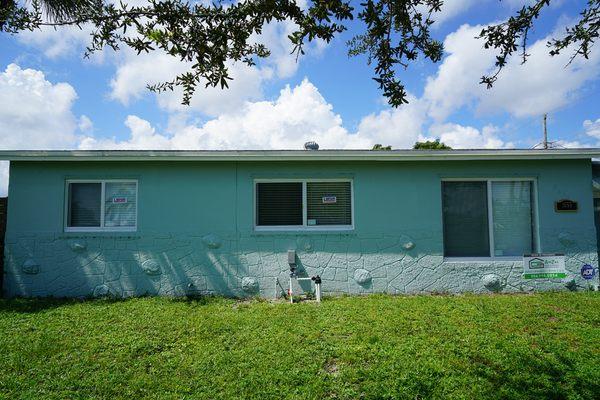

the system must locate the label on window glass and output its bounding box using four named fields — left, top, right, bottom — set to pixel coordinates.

left=322, top=196, right=337, bottom=204
left=112, top=197, right=128, bottom=204
left=307, top=219, right=317, bottom=226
